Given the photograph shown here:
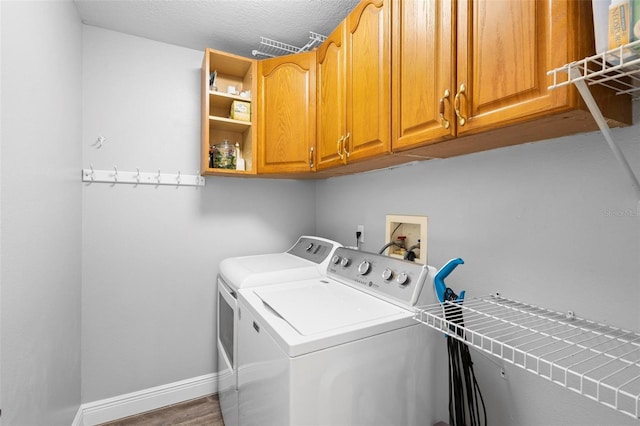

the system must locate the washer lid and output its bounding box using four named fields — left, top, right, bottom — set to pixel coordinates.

left=254, top=280, right=404, bottom=336
left=218, top=236, right=342, bottom=289
left=220, top=253, right=319, bottom=289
